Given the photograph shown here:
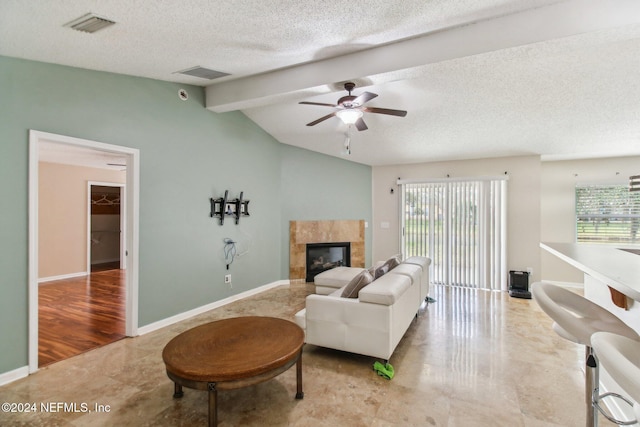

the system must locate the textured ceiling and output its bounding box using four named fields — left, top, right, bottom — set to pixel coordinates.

left=2, top=0, right=640, bottom=165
